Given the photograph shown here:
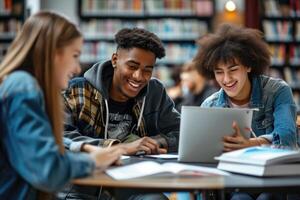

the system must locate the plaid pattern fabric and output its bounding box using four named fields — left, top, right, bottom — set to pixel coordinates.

left=63, top=80, right=147, bottom=142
